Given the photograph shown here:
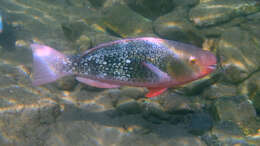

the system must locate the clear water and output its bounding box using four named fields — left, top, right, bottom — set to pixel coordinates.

left=0, top=0, right=259, bottom=145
